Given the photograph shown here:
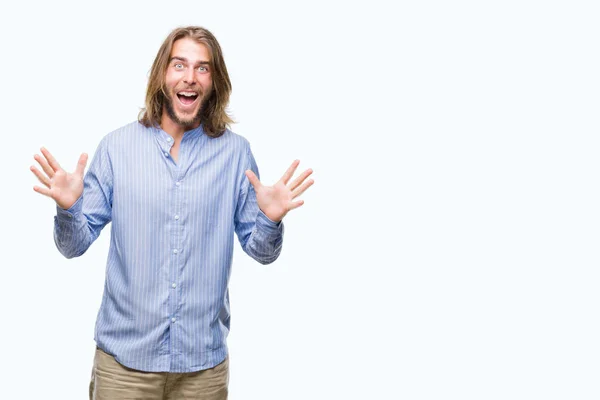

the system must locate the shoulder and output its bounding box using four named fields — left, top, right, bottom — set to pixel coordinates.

left=103, top=121, right=151, bottom=144
left=208, top=127, right=252, bottom=155
left=93, top=121, right=153, bottom=155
